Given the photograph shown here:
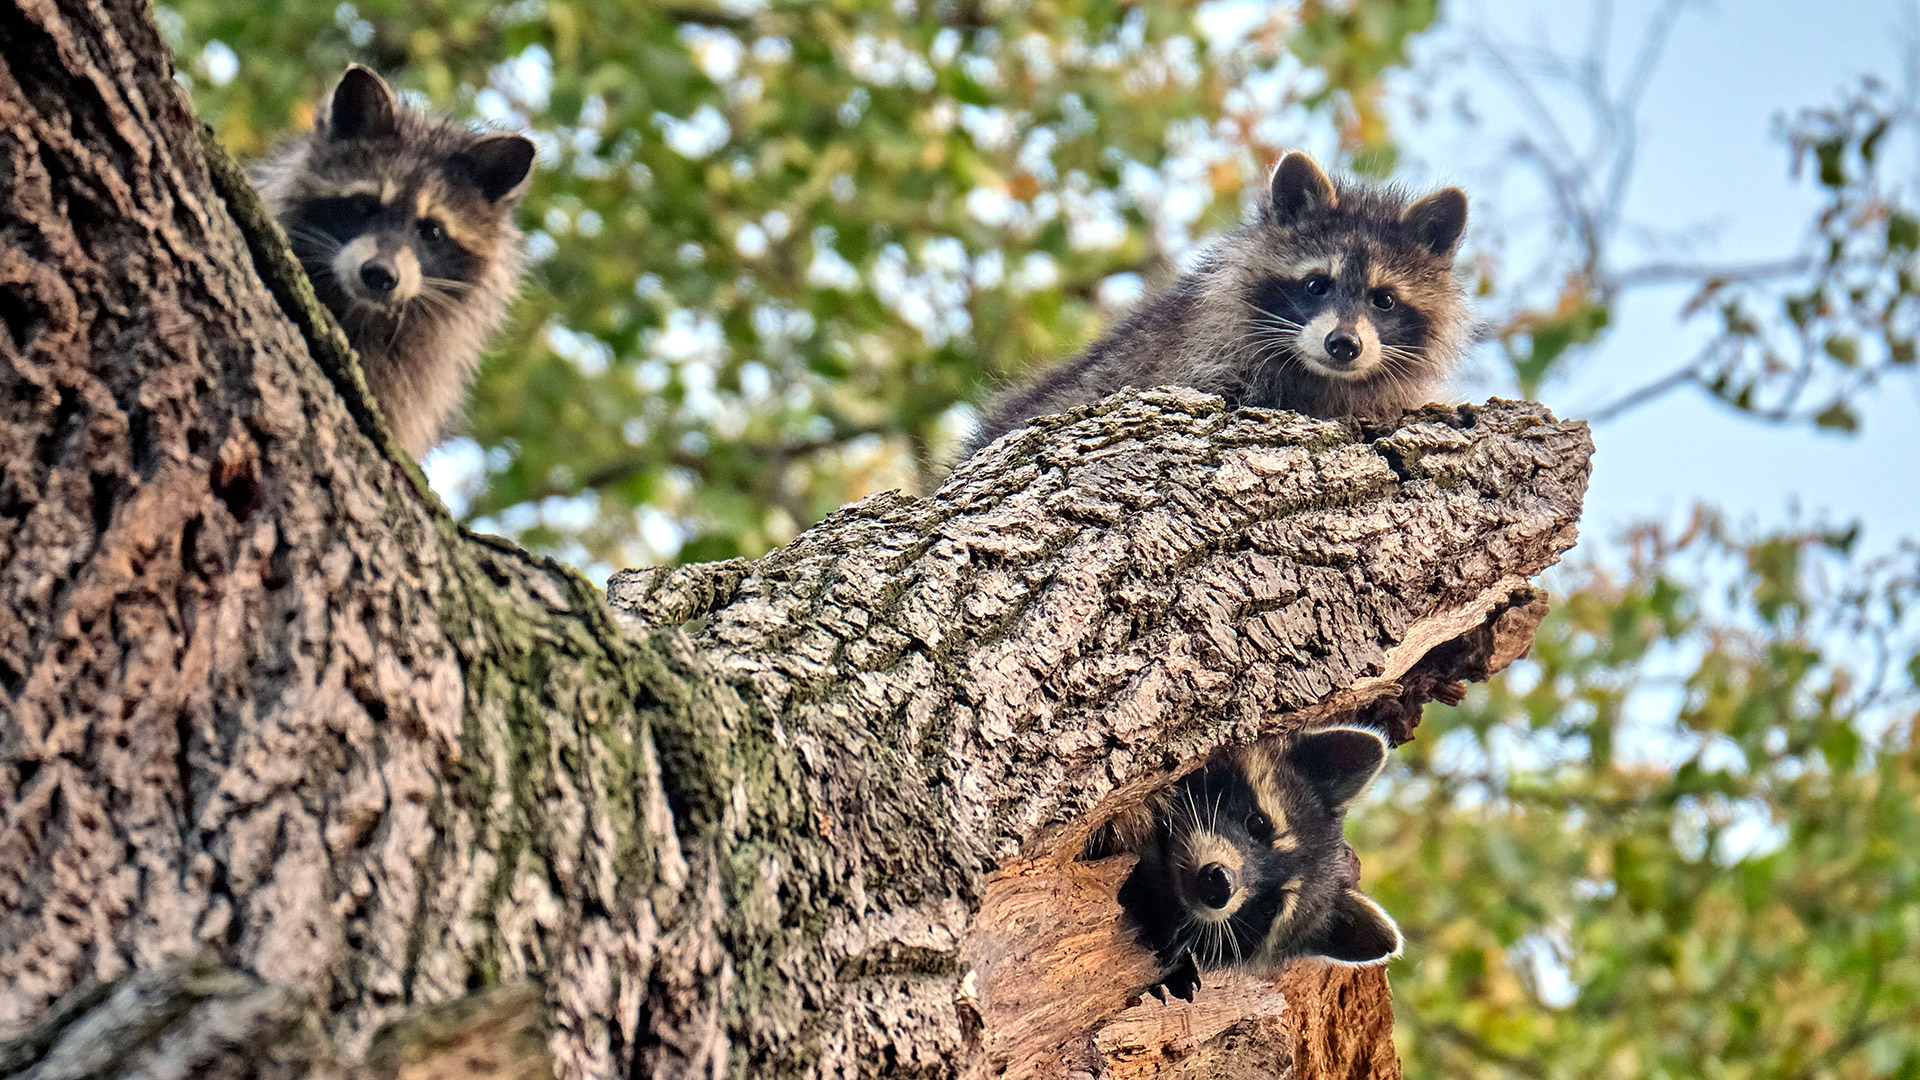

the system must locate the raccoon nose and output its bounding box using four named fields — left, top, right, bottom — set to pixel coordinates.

left=359, top=261, right=399, bottom=295
left=1197, top=863, right=1235, bottom=909
left=1324, top=331, right=1361, bottom=364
